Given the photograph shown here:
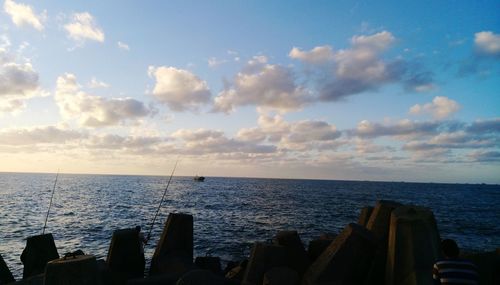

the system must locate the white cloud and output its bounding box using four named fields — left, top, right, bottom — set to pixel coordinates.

left=237, top=113, right=290, bottom=143
left=86, top=134, right=164, bottom=151
left=409, top=96, right=461, bottom=119
left=208, top=57, right=227, bottom=67
left=0, top=98, right=24, bottom=113
left=0, top=35, right=11, bottom=49
left=3, top=0, right=45, bottom=30
left=0, top=53, right=38, bottom=96
left=148, top=66, right=211, bottom=112
left=474, top=31, right=500, bottom=56
left=286, top=120, right=340, bottom=143
left=326, top=31, right=396, bottom=96
left=0, top=125, right=84, bottom=145
left=55, top=73, right=153, bottom=127
left=227, top=50, right=240, bottom=61
left=350, top=118, right=500, bottom=161
left=0, top=47, right=43, bottom=113
left=350, top=31, right=395, bottom=51
left=88, top=77, right=109, bottom=88
left=354, top=139, right=390, bottom=154
left=64, top=12, right=105, bottom=43
left=236, top=127, right=267, bottom=143
left=213, top=56, right=310, bottom=113
left=237, top=112, right=341, bottom=151
left=117, top=41, right=130, bottom=51
left=289, top=46, right=334, bottom=64
left=172, top=128, right=276, bottom=155
left=279, top=119, right=341, bottom=151
left=172, top=128, right=224, bottom=141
